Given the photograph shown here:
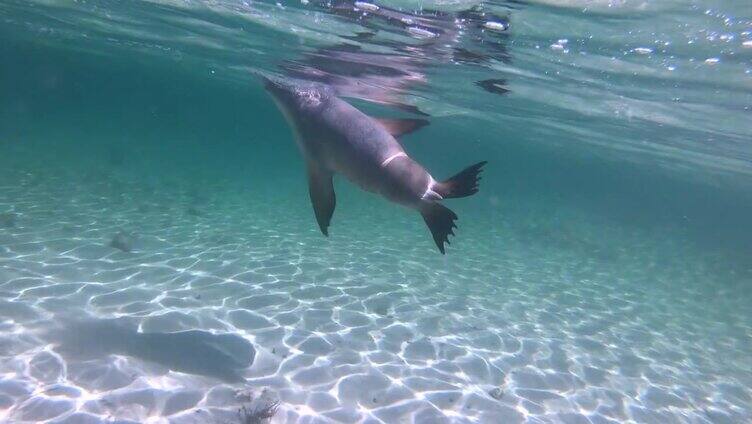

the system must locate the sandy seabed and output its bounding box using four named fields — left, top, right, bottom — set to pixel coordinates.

left=1, top=166, right=750, bottom=424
